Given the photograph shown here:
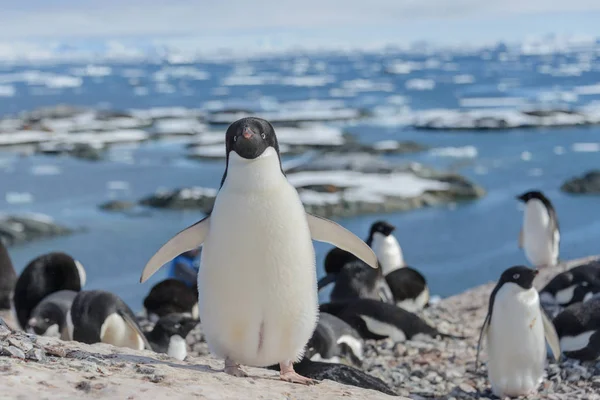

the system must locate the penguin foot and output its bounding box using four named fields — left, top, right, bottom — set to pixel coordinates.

left=224, top=358, right=248, bottom=377
left=279, top=361, right=317, bottom=385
